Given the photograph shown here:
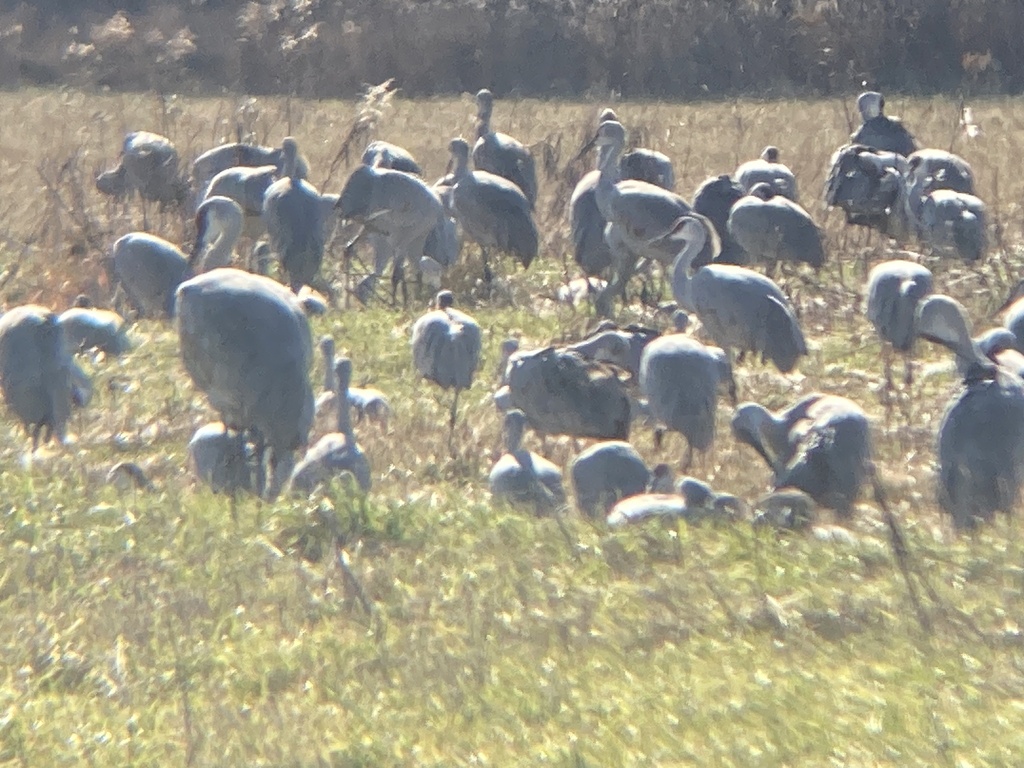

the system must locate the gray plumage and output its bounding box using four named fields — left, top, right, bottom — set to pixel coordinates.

left=597, top=108, right=676, bottom=189
left=192, top=141, right=309, bottom=195
left=735, top=146, right=798, bottom=201
left=96, top=131, right=188, bottom=206
left=662, top=213, right=807, bottom=373
left=190, top=196, right=245, bottom=272
left=188, top=422, right=256, bottom=496
left=263, top=137, right=325, bottom=291
left=864, top=259, right=934, bottom=353
left=447, top=137, right=538, bottom=275
left=473, top=89, right=538, bottom=206
left=411, top=290, right=482, bottom=437
left=361, top=140, right=422, bottom=175
left=850, top=91, right=917, bottom=157
left=175, top=268, right=315, bottom=499
left=963, top=328, right=1024, bottom=379
left=569, top=168, right=614, bottom=277
left=570, top=440, right=650, bottom=518
left=0, top=305, right=78, bottom=449
left=692, top=174, right=747, bottom=265
left=606, top=471, right=741, bottom=527
left=315, top=337, right=390, bottom=433
left=488, top=409, right=565, bottom=514
left=505, top=345, right=631, bottom=440
left=915, top=294, right=1024, bottom=529
left=727, top=183, right=825, bottom=269
left=731, top=393, right=872, bottom=516
left=918, top=190, right=987, bottom=263
left=58, top=298, right=131, bottom=356
left=562, top=321, right=662, bottom=383
left=109, top=232, right=189, bottom=318
left=291, top=356, right=372, bottom=494
left=639, top=332, right=736, bottom=467
left=823, top=144, right=910, bottom=237
left=203, top=164, right=278, bottom=237
left=1002, top=287, right=1024, bottom=356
